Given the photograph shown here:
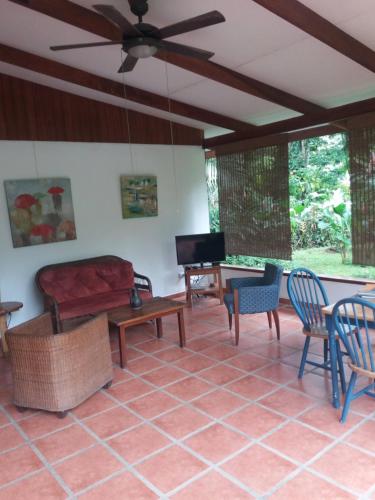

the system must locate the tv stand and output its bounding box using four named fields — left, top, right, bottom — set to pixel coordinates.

left=184, top=265, right=223, bottom=308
